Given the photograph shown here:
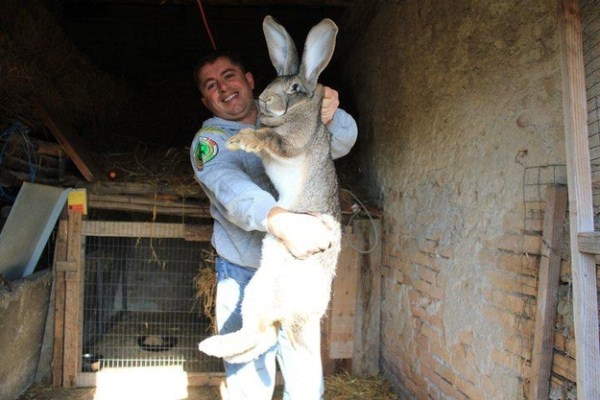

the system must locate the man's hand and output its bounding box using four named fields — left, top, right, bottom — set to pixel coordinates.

left=267, top=207, right=334, bottom=259
left=321, top=86, right=339, bottom=125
